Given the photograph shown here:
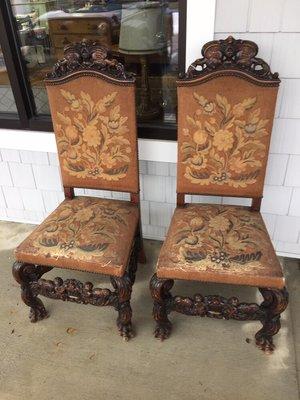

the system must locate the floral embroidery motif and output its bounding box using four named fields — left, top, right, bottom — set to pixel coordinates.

left=181, top=93, right=269, bottom=188
left=166, top=205, right=268, bottom=272
left=30, top=197, right=133, bottom=260
left=56, top=89, right=131, bottom=181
